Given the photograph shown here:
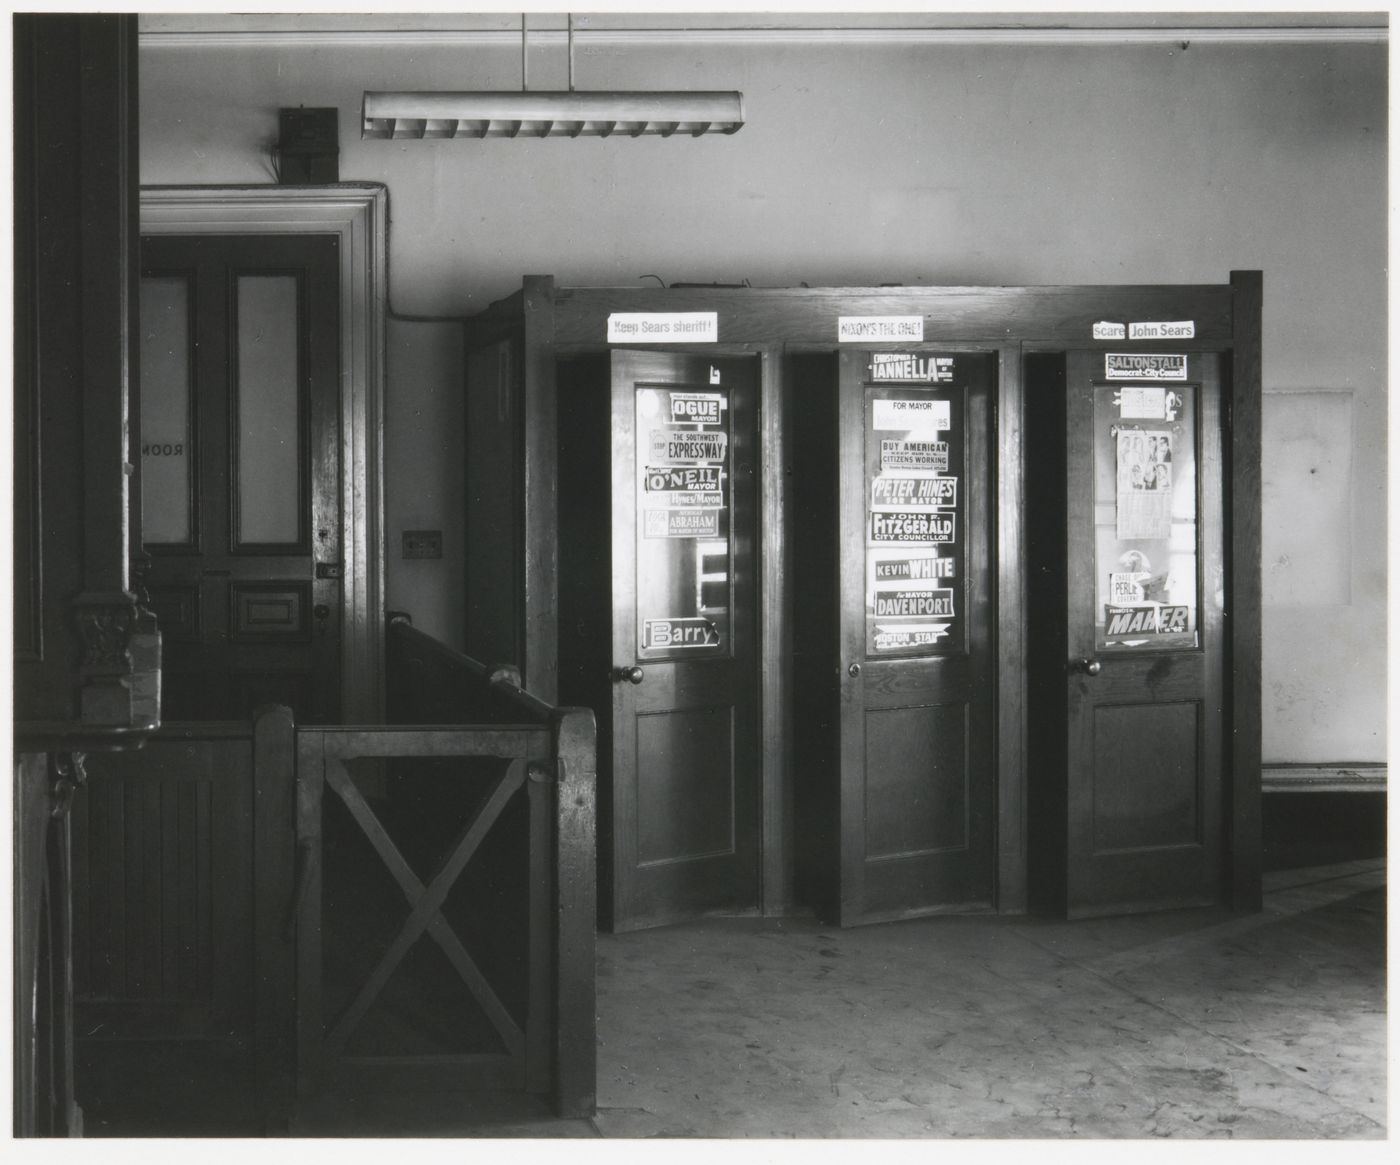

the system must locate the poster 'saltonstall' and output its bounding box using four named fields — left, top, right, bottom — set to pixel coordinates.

left=462, top=276, right=1263, bottom=929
